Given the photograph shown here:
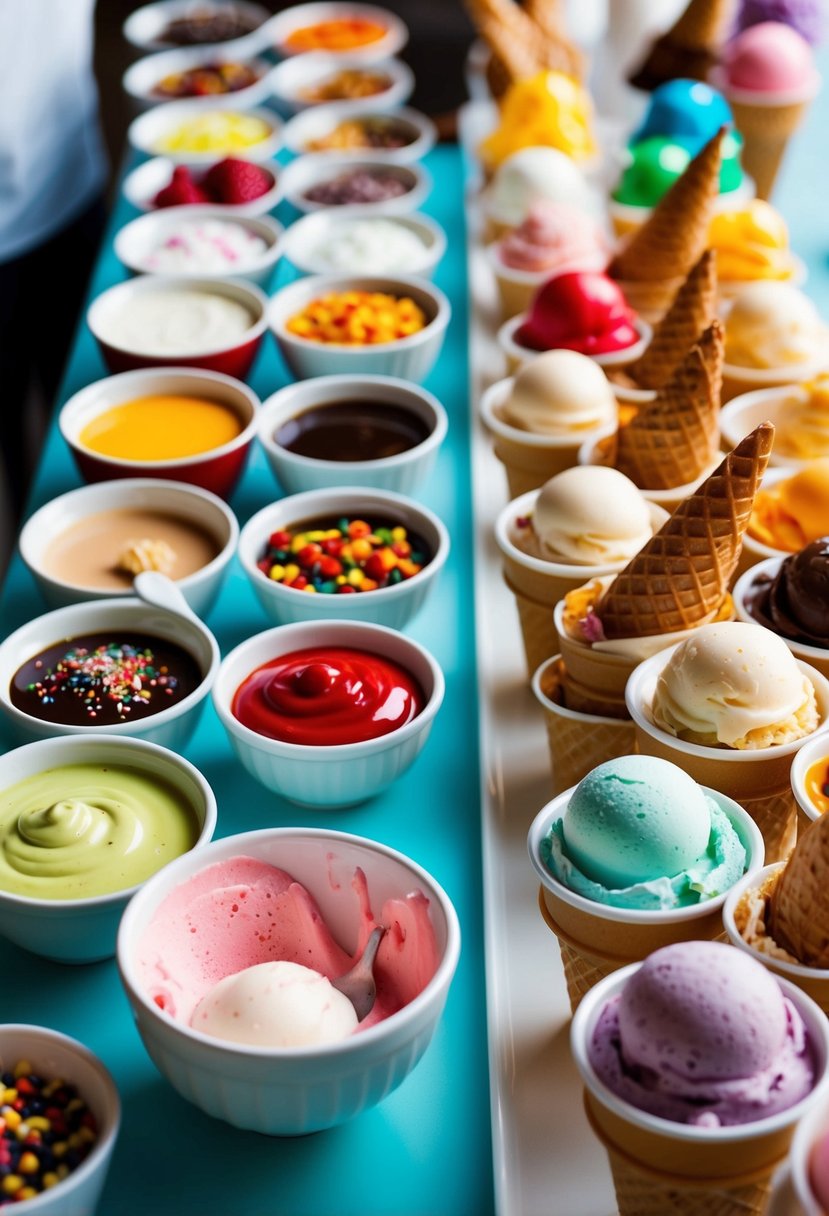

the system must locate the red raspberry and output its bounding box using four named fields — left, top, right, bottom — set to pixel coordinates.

left=153, top=166, right=211, bottom=208
left=204, top=158, right=273, bottom=204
